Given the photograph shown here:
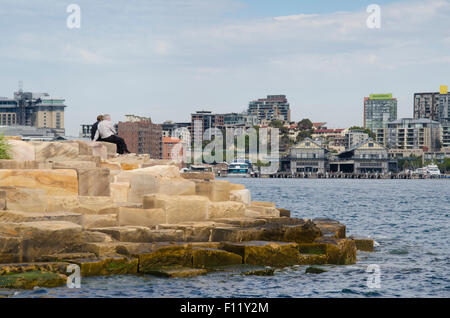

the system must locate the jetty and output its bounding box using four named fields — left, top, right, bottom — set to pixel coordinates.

left=0, top=137, right=373, bottom=289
